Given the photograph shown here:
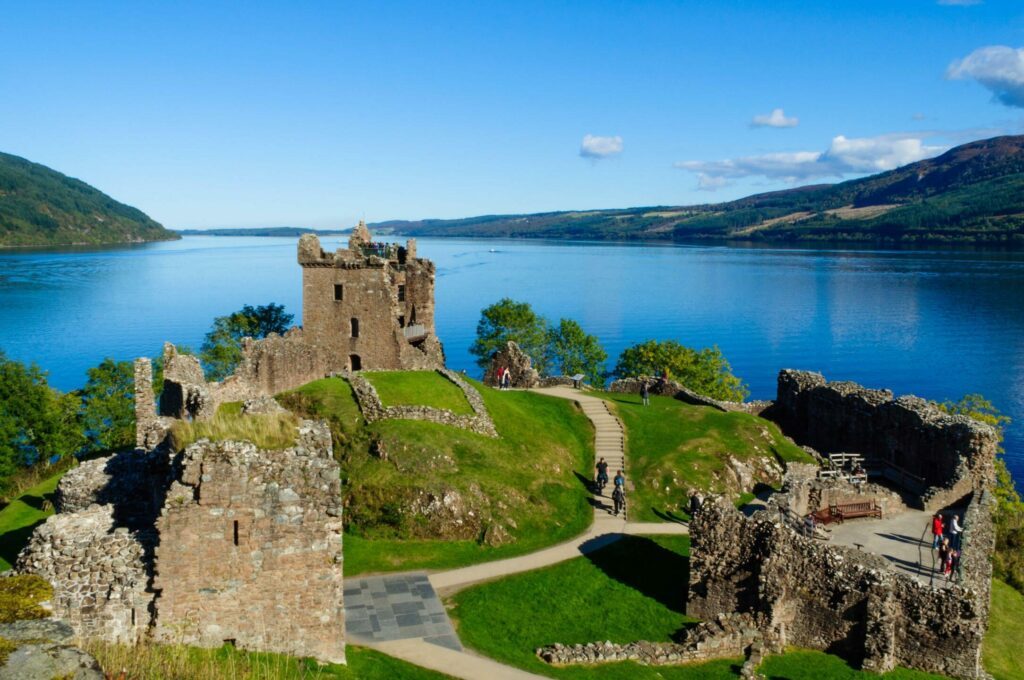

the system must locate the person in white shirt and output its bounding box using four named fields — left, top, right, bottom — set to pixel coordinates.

left=950, top=514, right=963, bottom=550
